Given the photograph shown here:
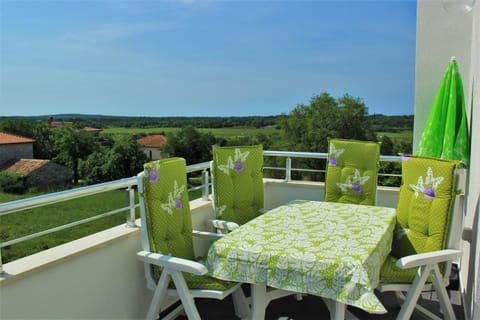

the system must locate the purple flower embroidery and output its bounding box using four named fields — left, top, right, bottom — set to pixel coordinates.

left=148, top=169, right=159, bottom=184
left=329, top=157, right=338, bottom=166
left=233, top=160, right=245, bottom=173
left=175, top=198, right=183, bottom=211
left=423, top=187, right=436, bottom=200
left=351, top=183, right=362, bottom=193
